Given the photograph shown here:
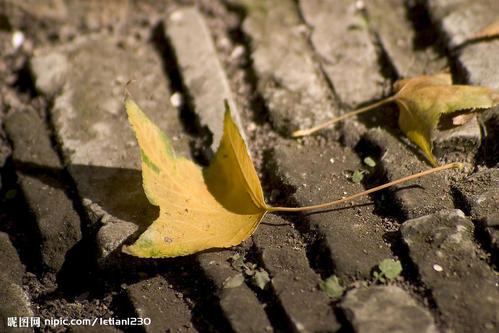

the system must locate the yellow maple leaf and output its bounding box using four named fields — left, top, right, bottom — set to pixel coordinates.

left=293, top=73, right=499, bottom=166
left=123, top=98, right=269, bottom=258
left=393, top=73, right=498, bottom=166
left=124, top=97, right=461, bottom=258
